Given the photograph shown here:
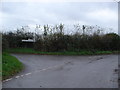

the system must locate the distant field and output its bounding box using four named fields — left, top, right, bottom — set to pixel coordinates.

left=2, top=52, right=23, bottom=80
left=5, top=48, right=119, bottom=55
